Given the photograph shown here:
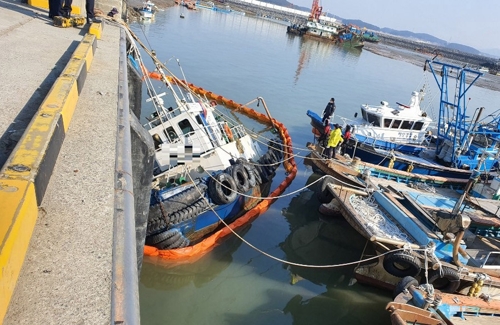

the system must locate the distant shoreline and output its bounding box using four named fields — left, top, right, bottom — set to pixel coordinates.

left=127, top=1, right=500, bottom=92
